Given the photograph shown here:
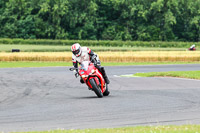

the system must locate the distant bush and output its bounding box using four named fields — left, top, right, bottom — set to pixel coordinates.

left=0, top=38, right=198, bottom=48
